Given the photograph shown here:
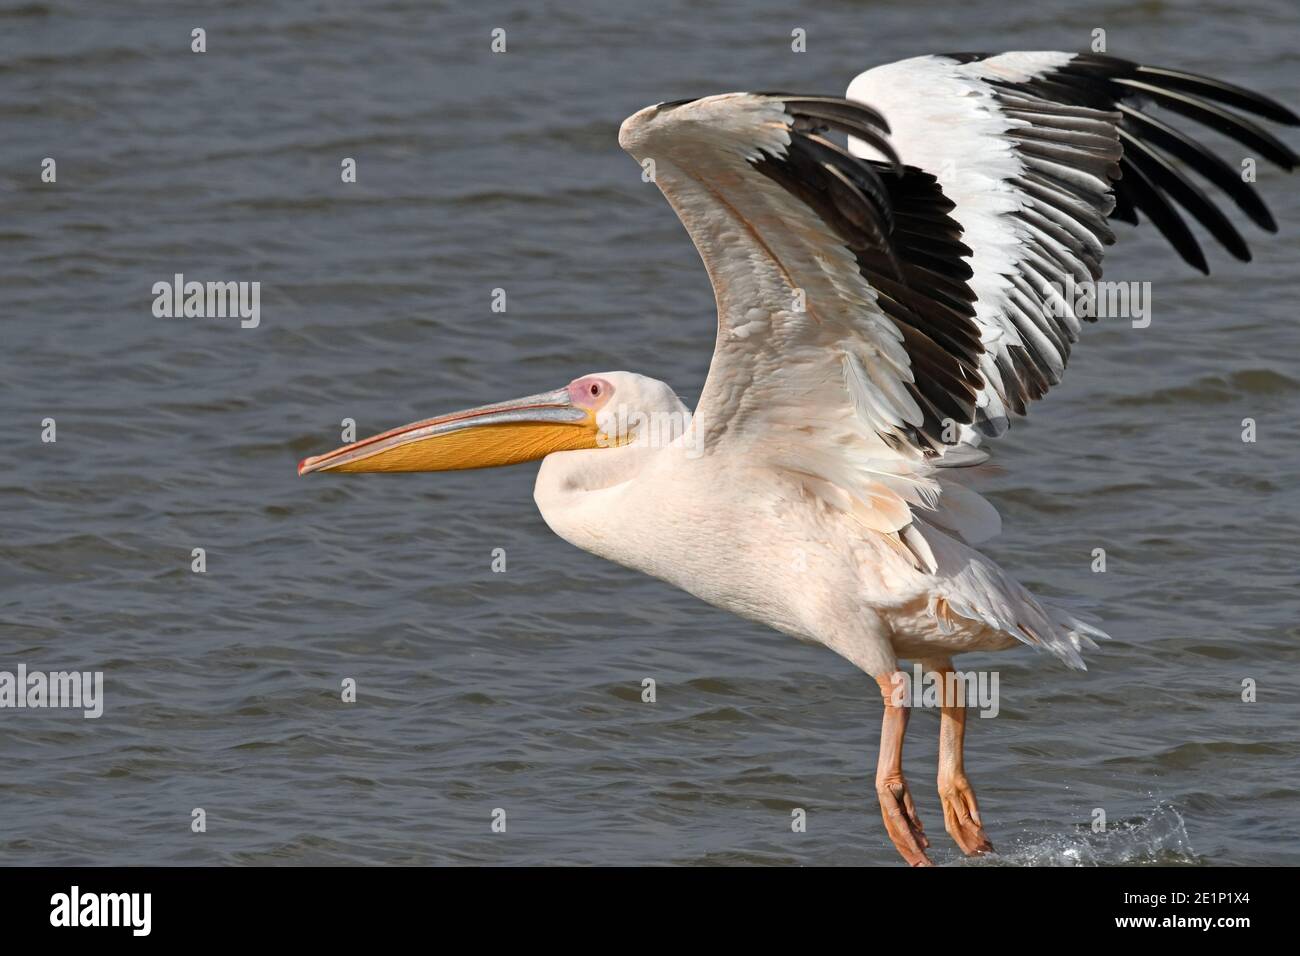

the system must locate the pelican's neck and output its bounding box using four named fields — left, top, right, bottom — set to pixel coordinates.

left=535, top=438, right=658, bottom=504
left=533, top=406, right=697, bottom=560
